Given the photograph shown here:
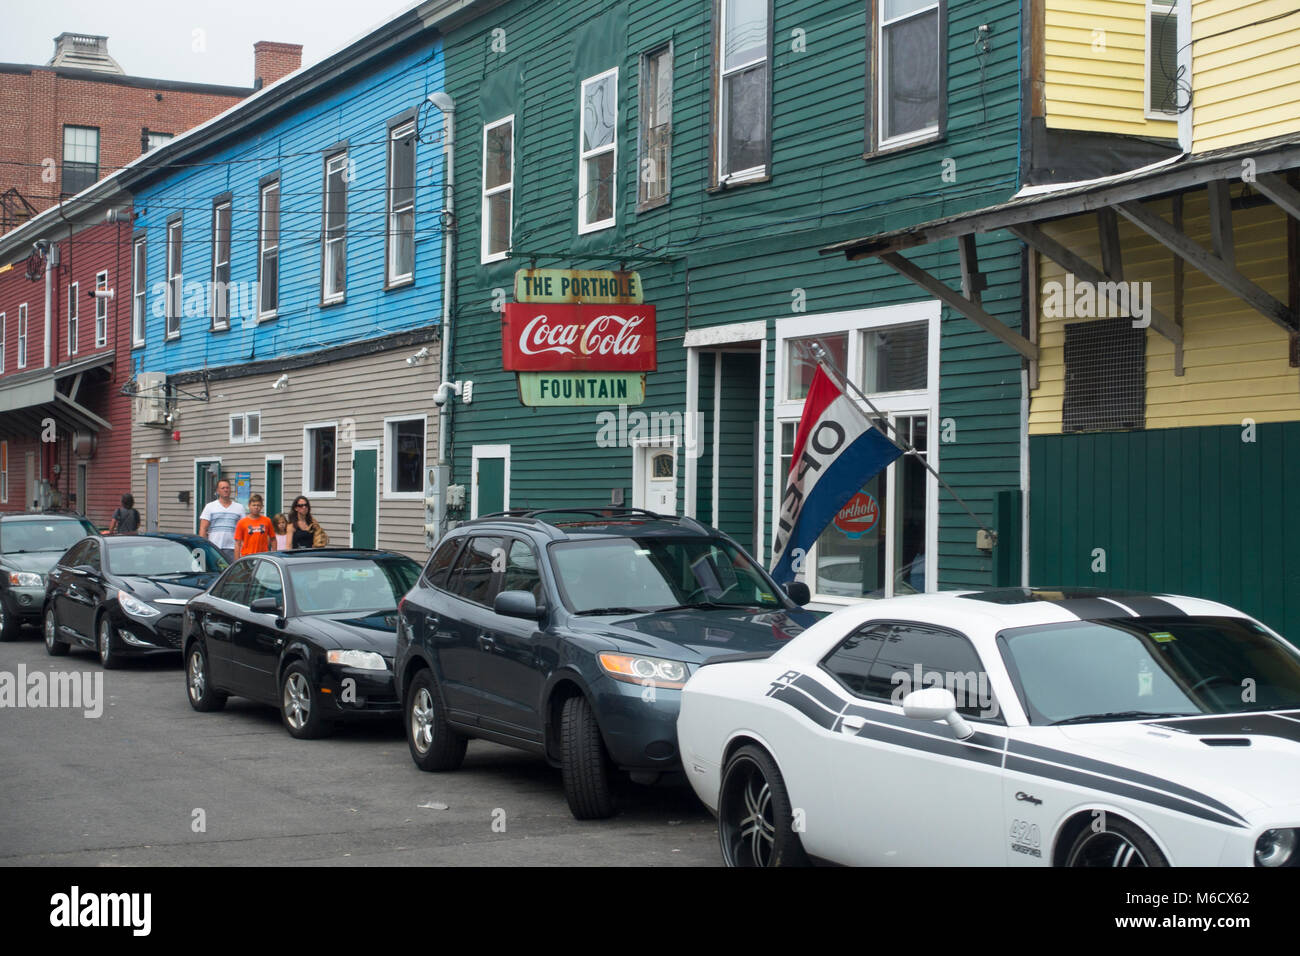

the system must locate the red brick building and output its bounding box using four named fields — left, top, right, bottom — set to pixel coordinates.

left=0, top=33, right=302, bottom=232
